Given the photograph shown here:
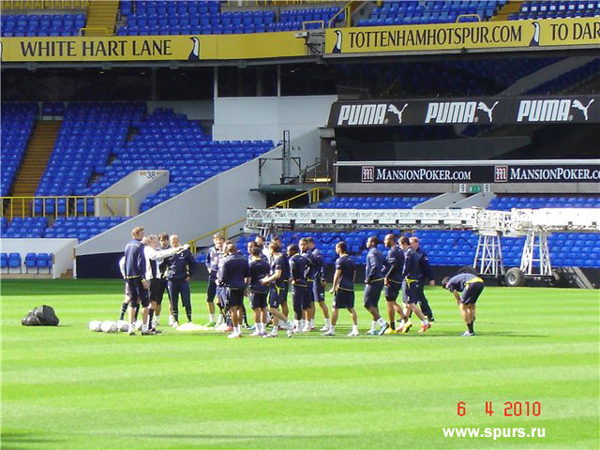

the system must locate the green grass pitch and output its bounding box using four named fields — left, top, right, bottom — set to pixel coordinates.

left=1, top=279, right=598, bottom=449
